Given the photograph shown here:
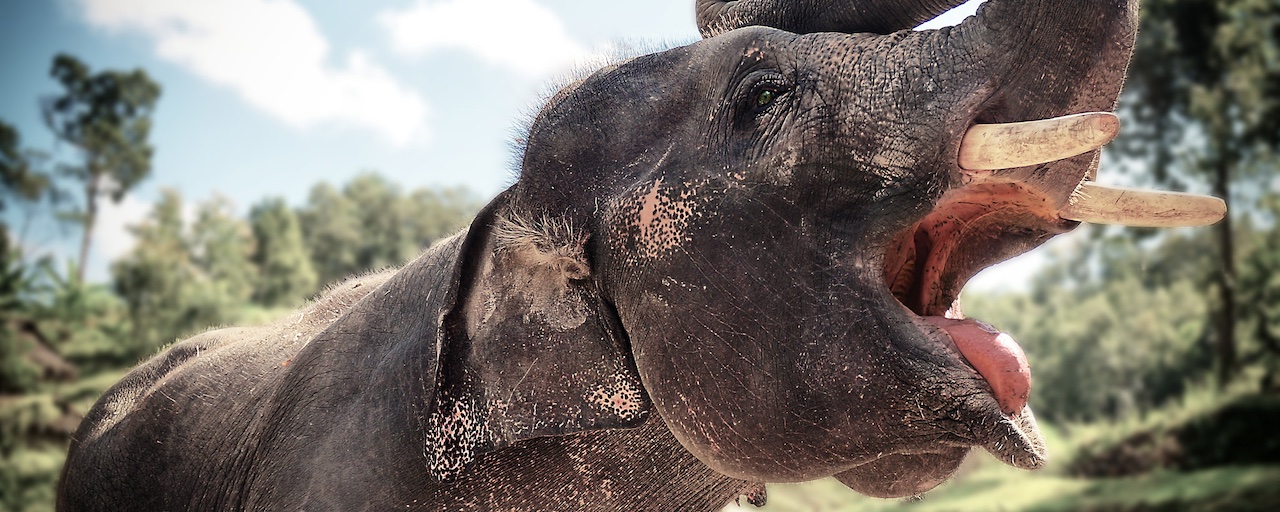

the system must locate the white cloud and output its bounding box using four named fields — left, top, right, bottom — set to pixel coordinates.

left=93, top=193, right=152, bottom=266
left=379, top=0, right=588, bottom=78
left=79, top=0, right=430, bottom=145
